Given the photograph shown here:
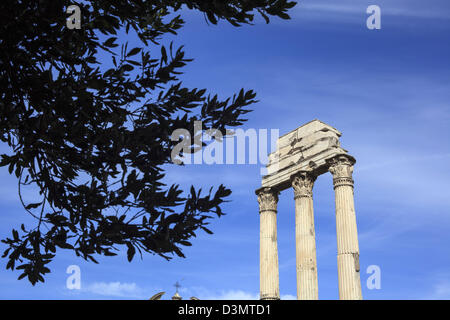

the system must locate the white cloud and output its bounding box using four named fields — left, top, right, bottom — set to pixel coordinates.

left=185, top=288, right=296, bottom=300
left=204, top=290, right=259, bottom=300
left=84, top=281, right=147, bottom=299
left=280, top=294, right=296, bottom=300
left=425, top=274, right=450, bottom=299
left=295, top=0, right=450, bottom=20
left=429, top=282, right=450, bottom=299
